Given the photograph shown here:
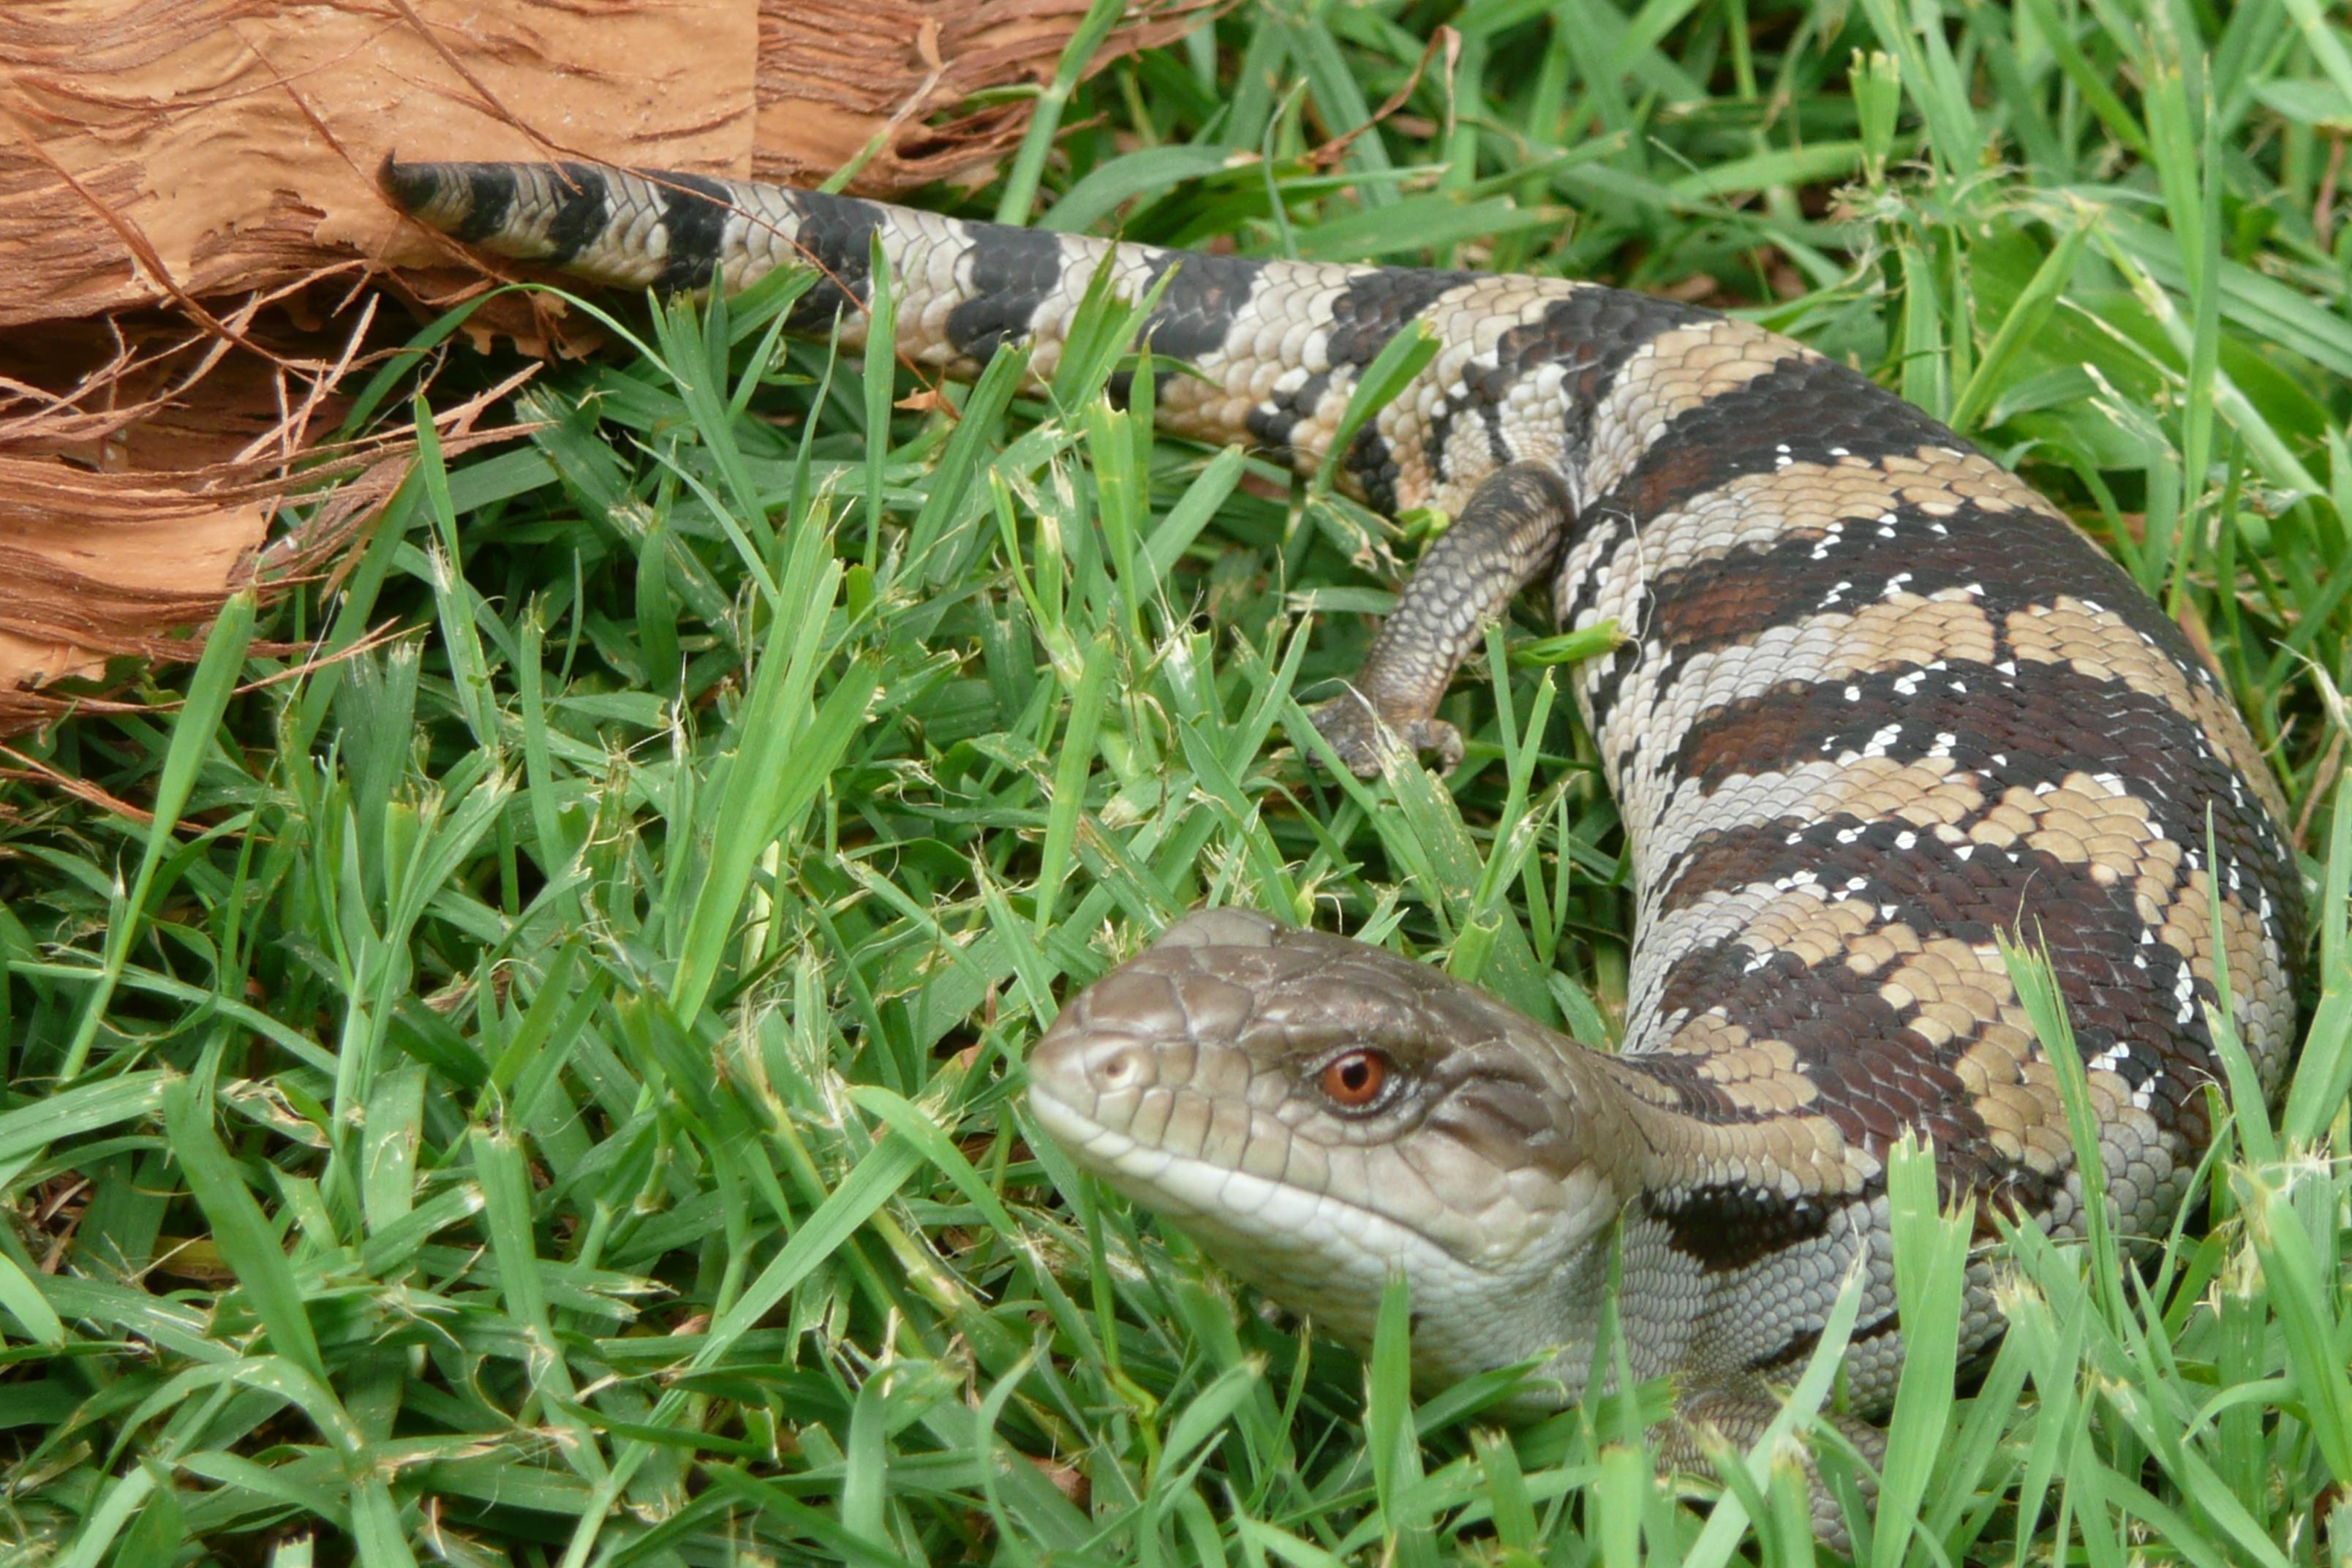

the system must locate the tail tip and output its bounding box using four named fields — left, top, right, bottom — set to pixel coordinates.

left=377, top=152, right=440, bottom=215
